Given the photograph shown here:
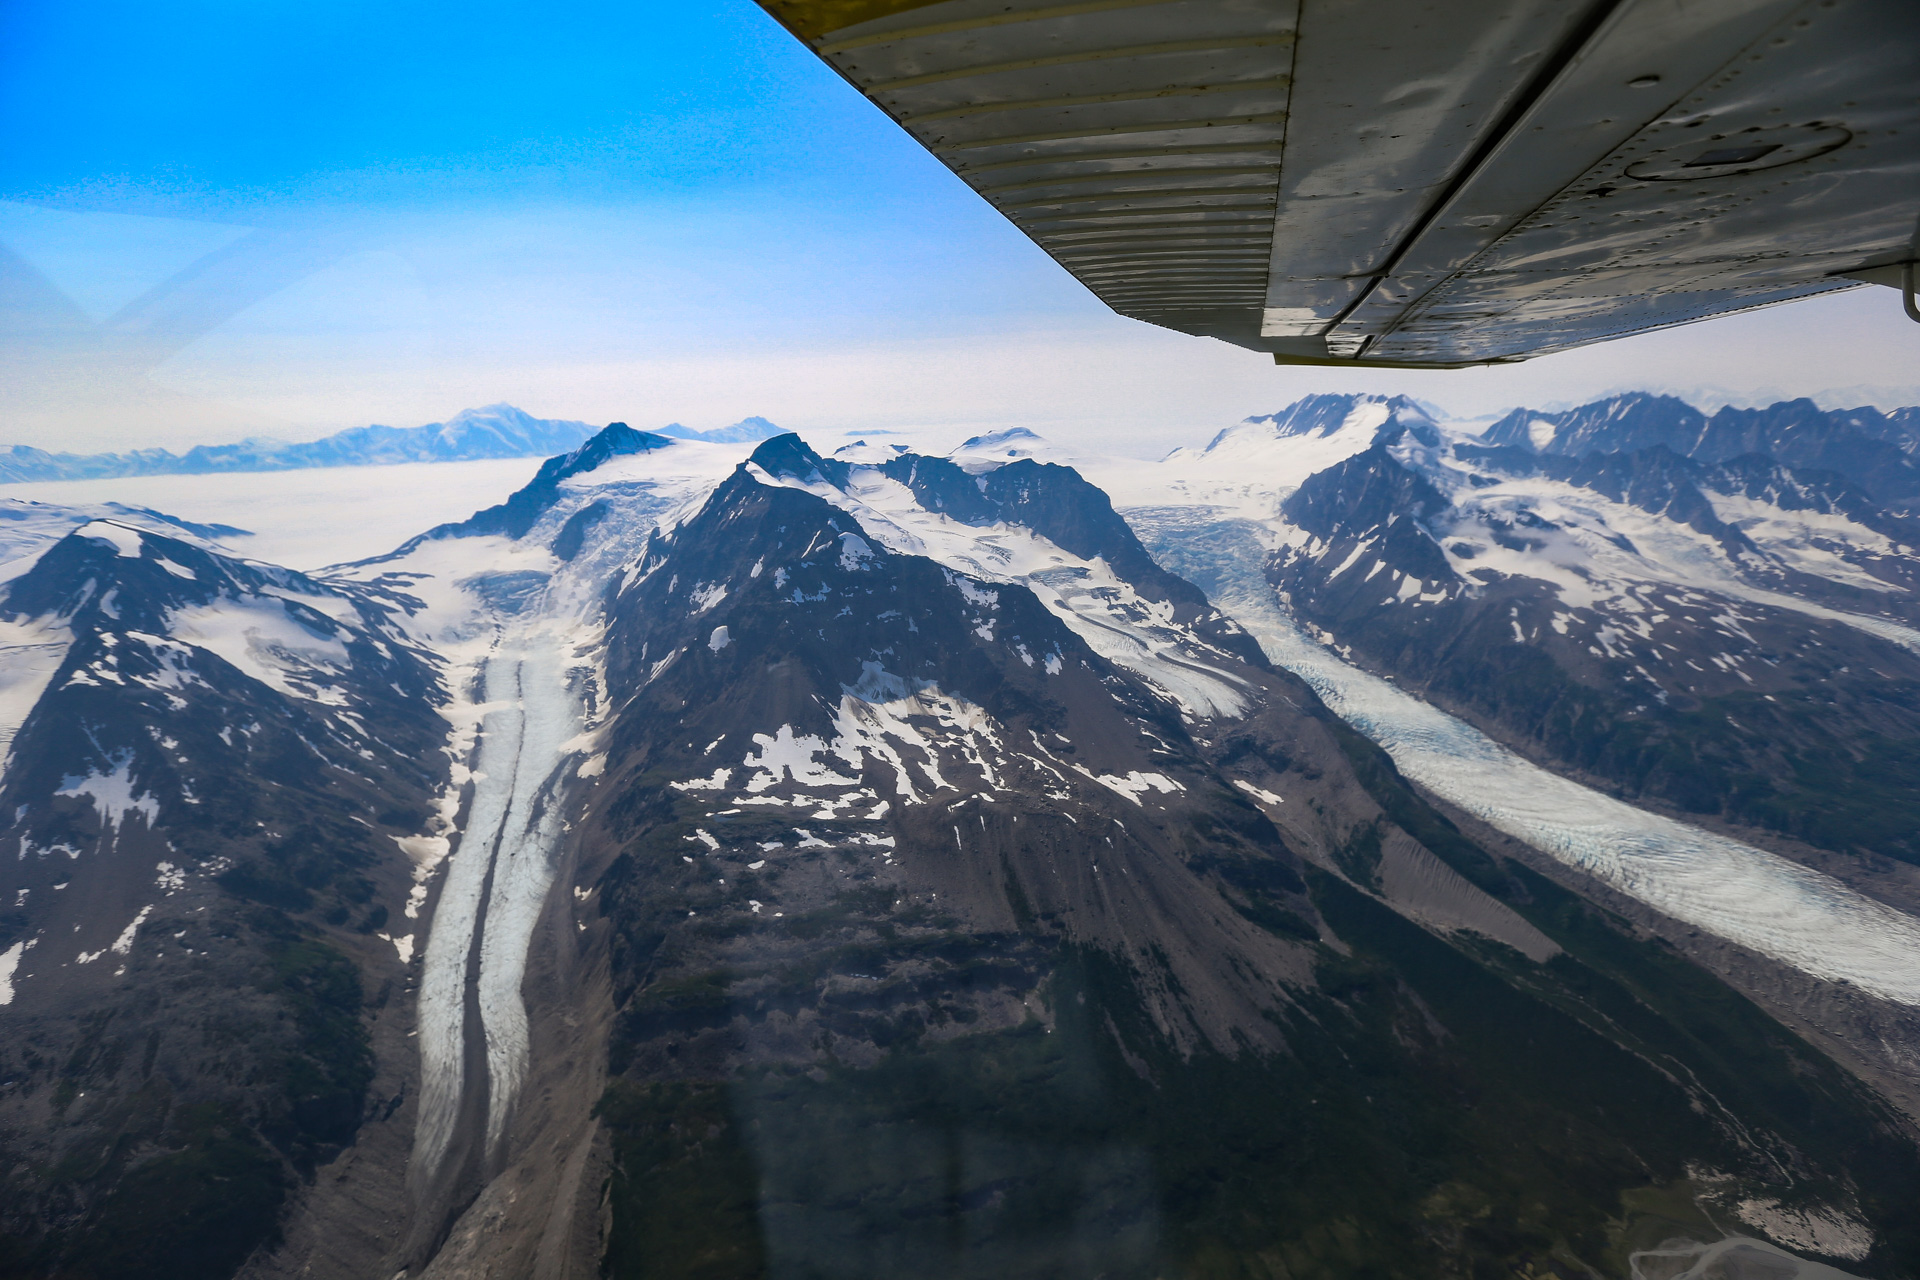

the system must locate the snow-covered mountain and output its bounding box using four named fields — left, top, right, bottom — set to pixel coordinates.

left=1, top=414, right=1917, bottom=1280
left=1247, top=400, right=1920, bottom=866
left=0, top=407, right=790, bottom=484
left=652, top=414, right=788, bottom=445
left=1481, top=392, right=1920, bottom=508
left=1090, top=395, right=1920, bottom=974
left=1091, top=394, right=1440, bottom=525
